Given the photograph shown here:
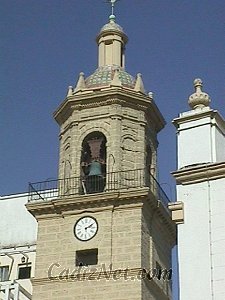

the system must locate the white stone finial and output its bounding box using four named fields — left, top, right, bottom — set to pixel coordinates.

left=111, top=68, right=122, bottom=87
left=188, top=78, right=211, bottom=110
left=67, top=86, right=73, bottom=97
left=134, top=73, right=146, bottom=94
left=74, top=72, right=86, bottom=93
left=148, top=91, right=154, bottom=99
